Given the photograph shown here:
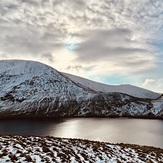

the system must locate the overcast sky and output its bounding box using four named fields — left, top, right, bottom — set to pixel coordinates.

left=0, top=0, right=163, bottom=92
